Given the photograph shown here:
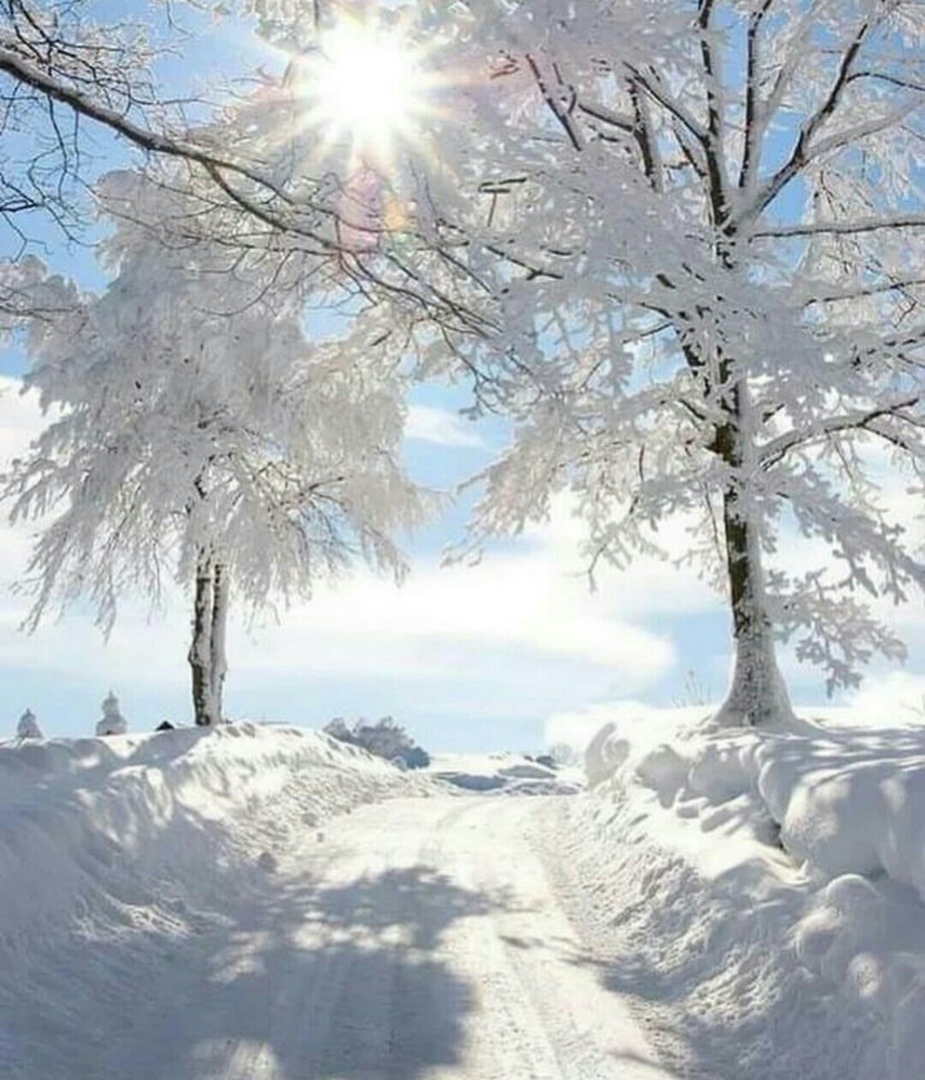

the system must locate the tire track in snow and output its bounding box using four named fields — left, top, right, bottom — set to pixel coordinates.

left=3, top=794, right=675, bottom=1079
